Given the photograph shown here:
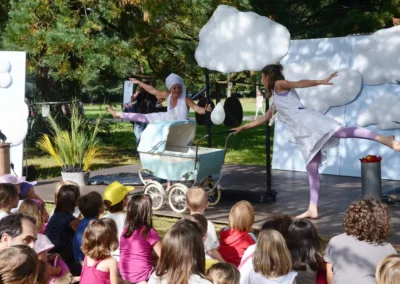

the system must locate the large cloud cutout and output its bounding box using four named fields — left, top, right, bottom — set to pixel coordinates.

left=0, top=60, right=12, bottom=88
left=283, top=59, right=362, bottom=114
left=357, top=93, right=400, bottom=130
left=353, top=25, right=400, bottom=85
left=0, top=101, right=29, bottom=146
left=195, top=5, right=291, bottom=73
